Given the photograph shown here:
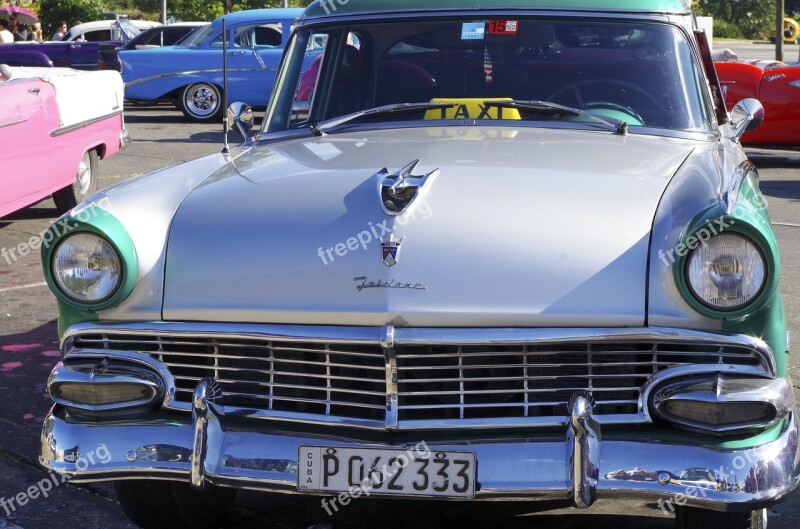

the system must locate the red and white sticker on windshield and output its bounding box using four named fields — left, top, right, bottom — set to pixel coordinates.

left=489, top=20, right=518, bottom=35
